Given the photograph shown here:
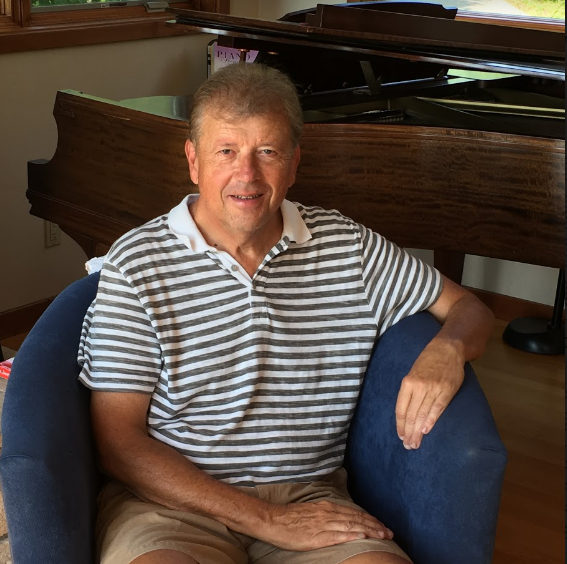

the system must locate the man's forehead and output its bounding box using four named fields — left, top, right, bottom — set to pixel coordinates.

left=200, top=111, right=292, bottom=143
left=205, top=108, right=284, bottom=125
